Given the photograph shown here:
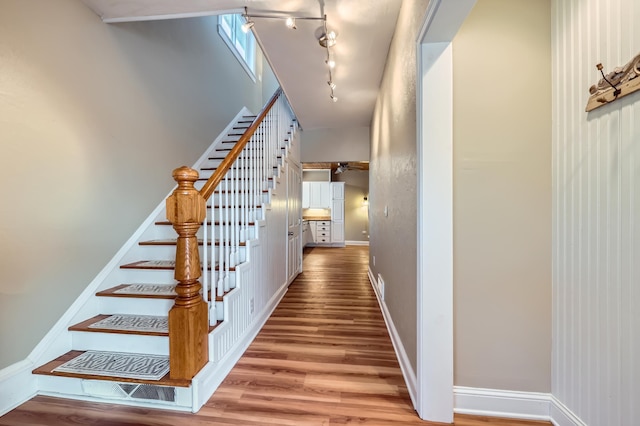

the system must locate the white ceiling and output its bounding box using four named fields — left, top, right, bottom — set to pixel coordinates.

left=81, top=0, right=401, bottom=130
